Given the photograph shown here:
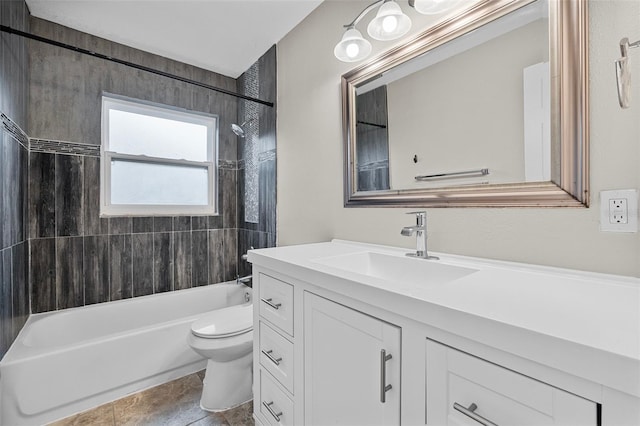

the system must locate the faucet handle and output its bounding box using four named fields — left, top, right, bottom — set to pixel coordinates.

left=406, top=211, right=426, bottom=225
